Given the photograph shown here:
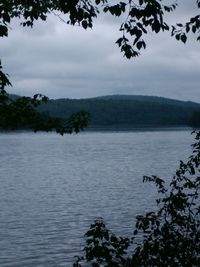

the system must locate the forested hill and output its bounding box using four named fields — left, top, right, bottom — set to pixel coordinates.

left=38, top=95, right=200, bottom=128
